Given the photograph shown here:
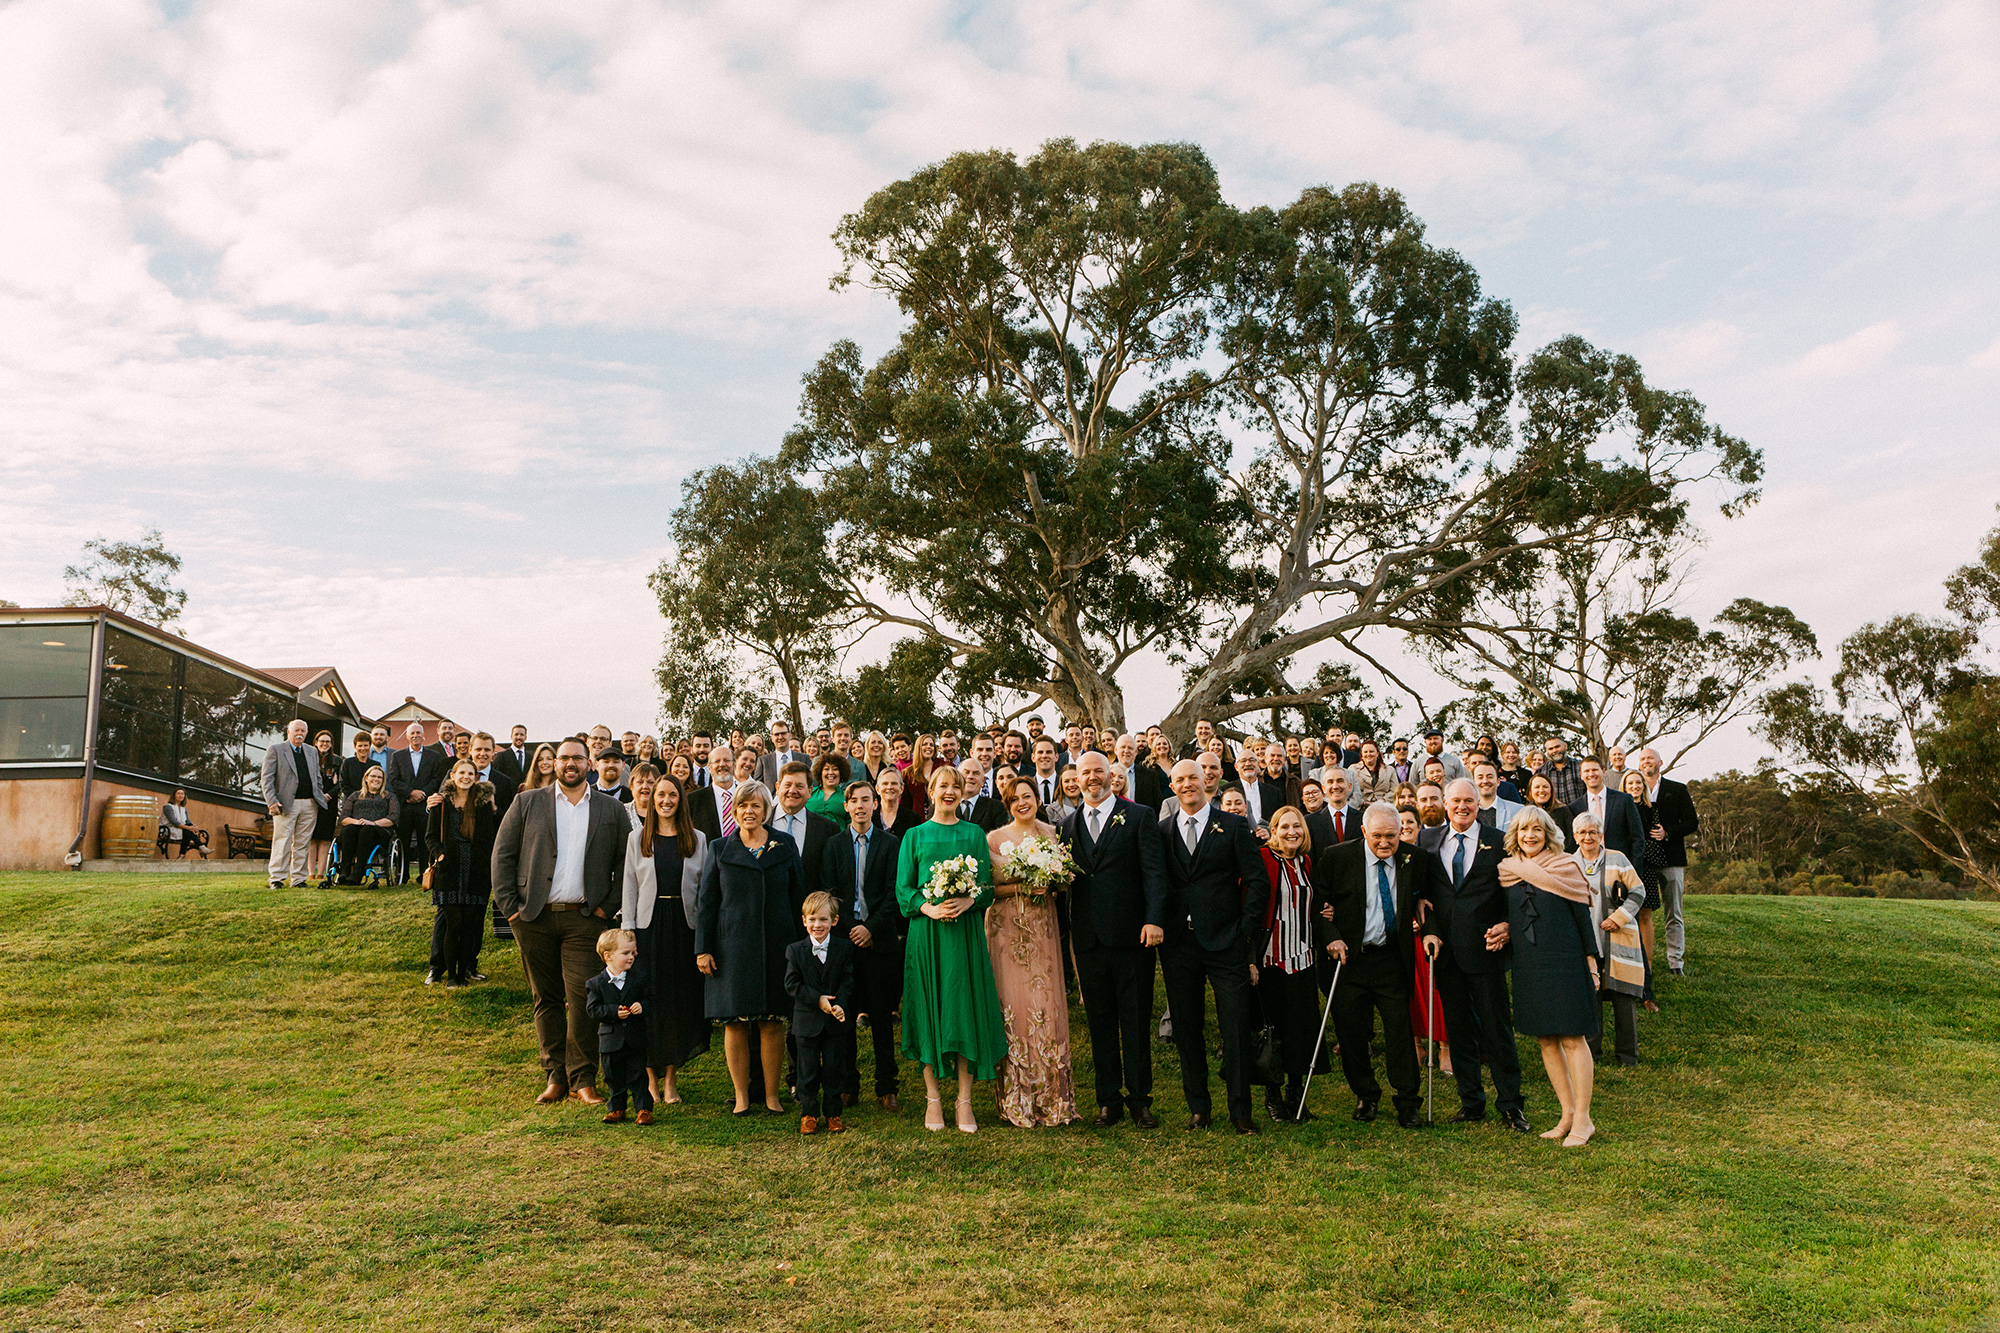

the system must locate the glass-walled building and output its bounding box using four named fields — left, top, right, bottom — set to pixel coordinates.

left=0, top=607, right=371, bottom=869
